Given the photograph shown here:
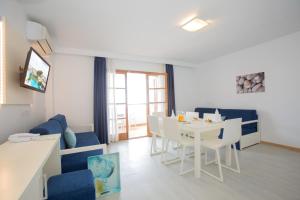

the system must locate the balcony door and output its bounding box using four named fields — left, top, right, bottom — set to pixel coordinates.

left=113, top=70, right=167, bottom=140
